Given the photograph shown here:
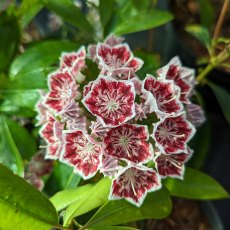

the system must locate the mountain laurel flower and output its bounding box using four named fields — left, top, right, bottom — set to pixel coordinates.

left=82, top=76, right=136, bottom=127
left=103, top=124, right=152, bottom=163
left=36, top=36, right=199, bottom=207
left=109, top=165, right=161, bottom=207
left=154, top=148, right=193, bottom=179
left=152, top=114, right=195, bottom=154
left=61, top=130, right=102, bottom=179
